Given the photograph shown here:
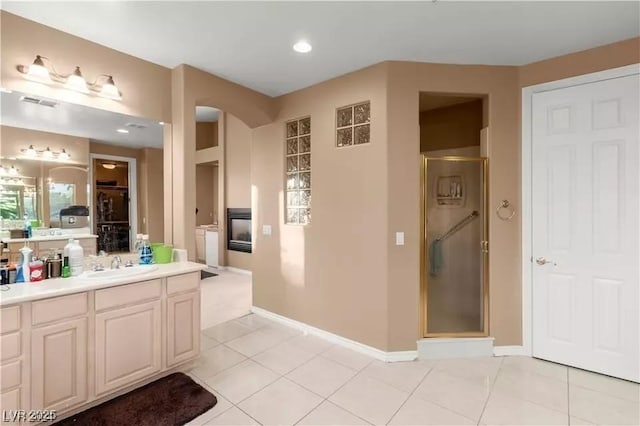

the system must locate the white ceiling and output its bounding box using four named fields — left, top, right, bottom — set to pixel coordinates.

left=196, top=106, right=219, bottom=122
left=2, top=1, right=638, bottom=96
left=1, top=90, right=164, bottom=148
